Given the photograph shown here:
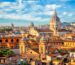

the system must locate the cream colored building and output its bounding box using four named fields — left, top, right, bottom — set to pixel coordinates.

left=29, top=22, right=39, bottom=37
left=19, top=38, right=26, bottom=54
left=63, top=40, right=75, bottom=49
